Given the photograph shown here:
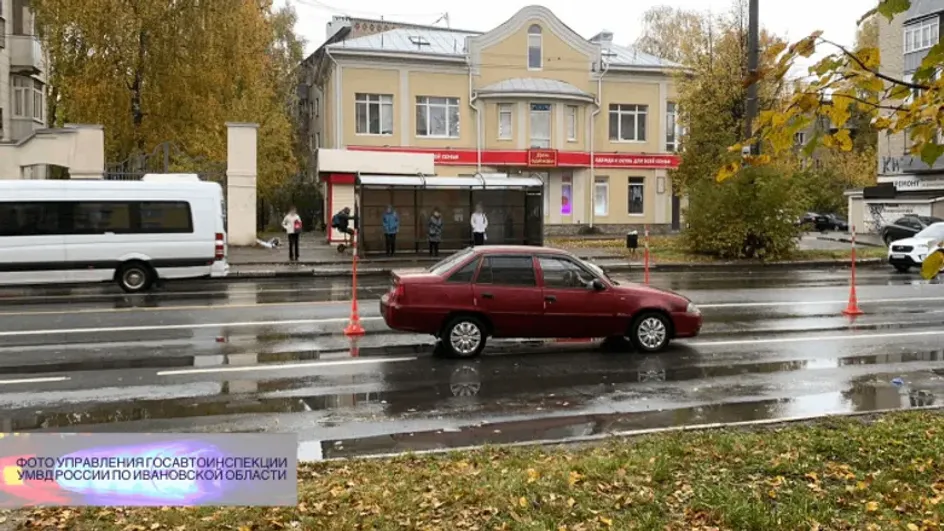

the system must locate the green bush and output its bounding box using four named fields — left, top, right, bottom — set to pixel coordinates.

left=683, top=166, right=803, bottom=260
